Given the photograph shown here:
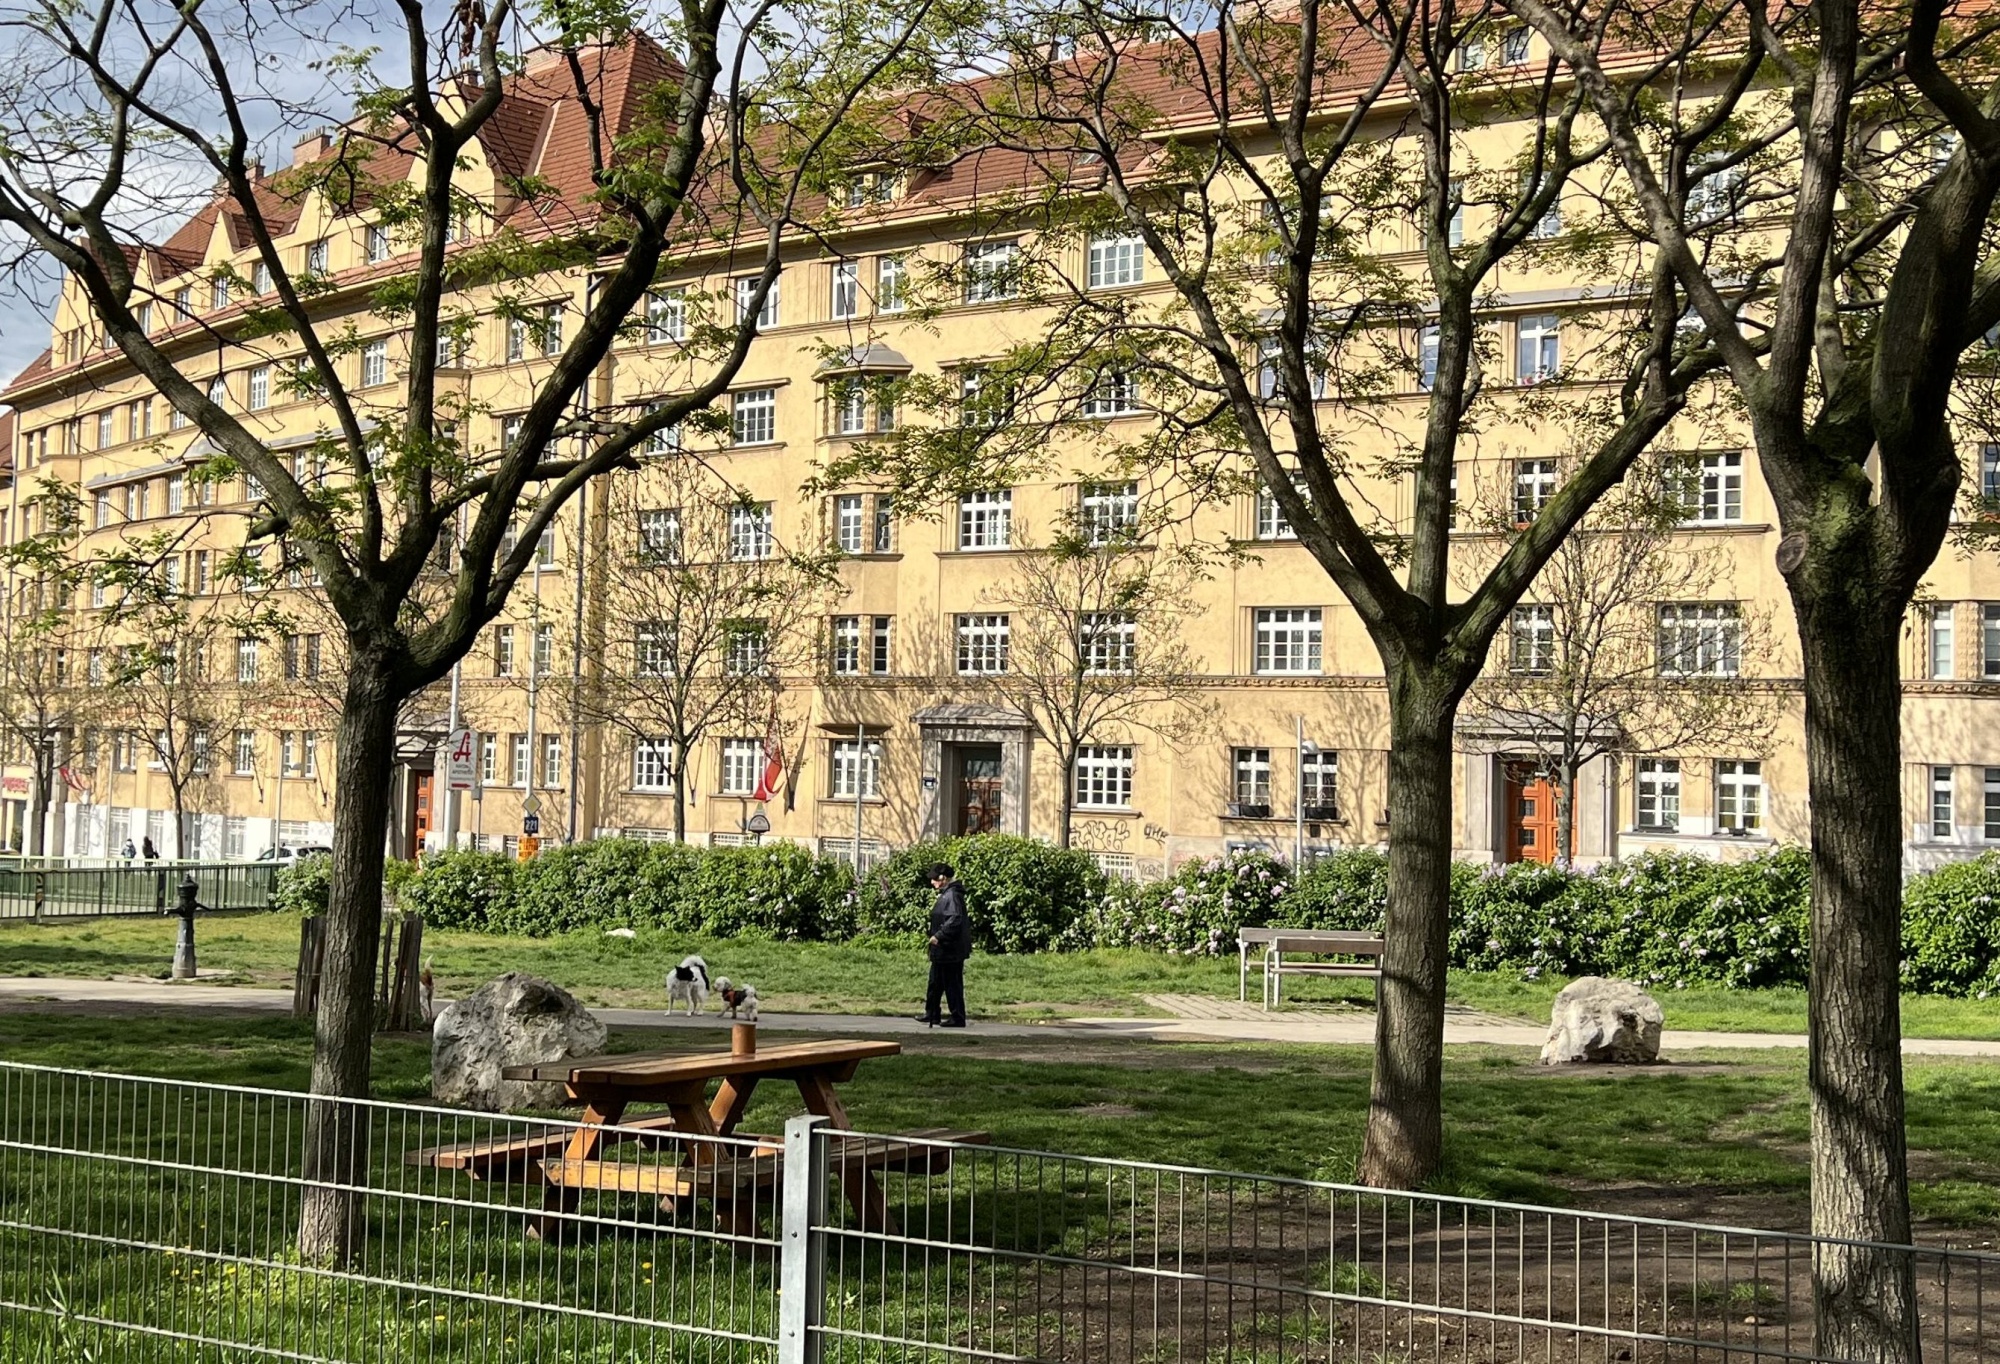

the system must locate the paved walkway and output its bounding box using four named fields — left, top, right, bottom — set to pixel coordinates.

left=5, top=975, right=1998, bottom=1058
